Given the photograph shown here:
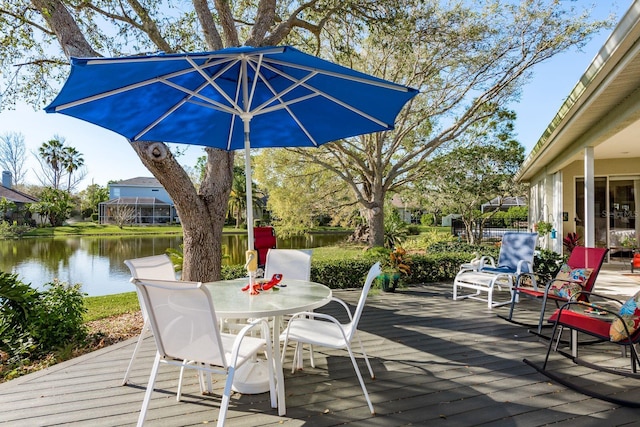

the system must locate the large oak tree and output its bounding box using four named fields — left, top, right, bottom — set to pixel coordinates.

left=0, top=1, right=608, bottom=278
